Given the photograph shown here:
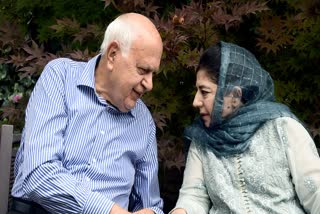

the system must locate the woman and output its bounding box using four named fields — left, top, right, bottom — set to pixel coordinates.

left=171, top=41, right=320, bottom=214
